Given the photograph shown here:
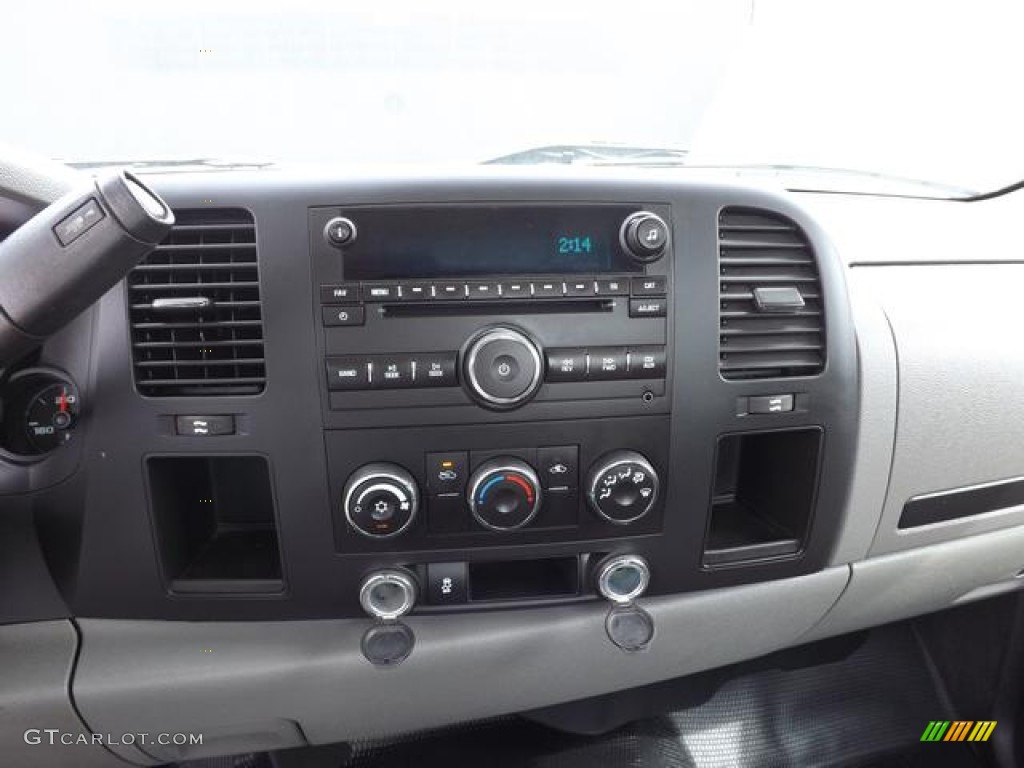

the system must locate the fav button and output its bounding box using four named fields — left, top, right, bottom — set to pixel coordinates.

left=320, top=284, right=361, bottom=303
